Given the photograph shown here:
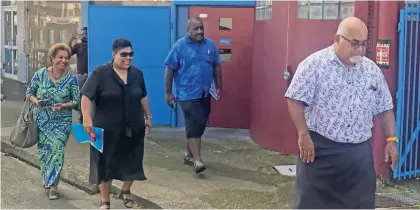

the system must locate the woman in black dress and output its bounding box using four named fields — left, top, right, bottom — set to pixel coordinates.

left=80, top=38, right=152, bottom=209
